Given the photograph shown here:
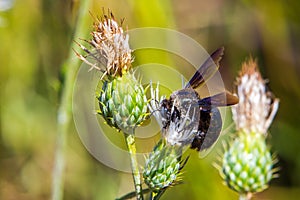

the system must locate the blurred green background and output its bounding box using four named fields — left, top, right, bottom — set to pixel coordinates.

left=1, top=0, right=300, bottom=199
